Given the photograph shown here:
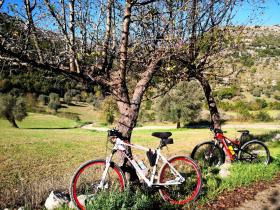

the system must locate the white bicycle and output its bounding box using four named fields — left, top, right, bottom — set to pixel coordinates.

left=70, top=129, right=202, bottom=210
